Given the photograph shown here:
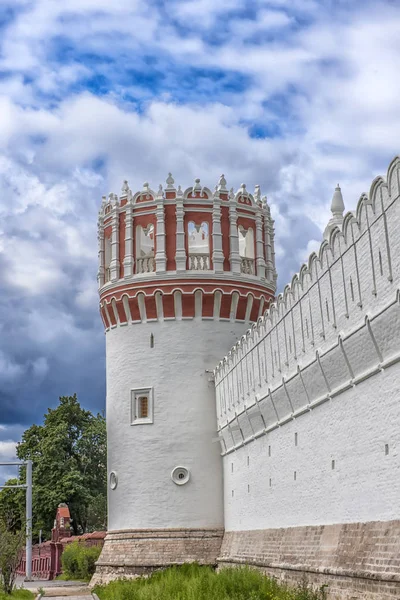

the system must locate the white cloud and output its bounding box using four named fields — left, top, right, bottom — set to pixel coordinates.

left=0, top=440, right=18, bottom=460
left=0, top=0, right=399, bottom=427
